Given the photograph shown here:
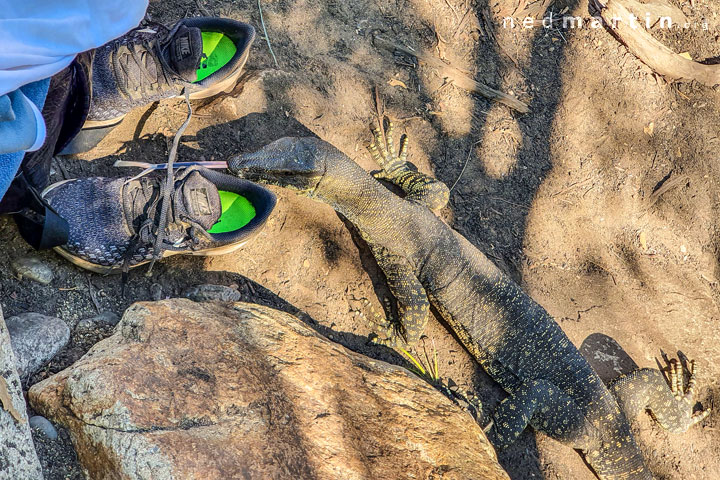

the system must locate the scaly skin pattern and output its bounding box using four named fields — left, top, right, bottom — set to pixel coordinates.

left=228, top=131, right=709, bottom=480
